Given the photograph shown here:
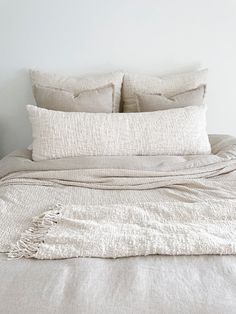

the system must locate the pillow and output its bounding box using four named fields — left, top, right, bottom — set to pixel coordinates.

left=31, top=70, right=124, bottom=112
left=27, top=104, right=211, bottom=161
left=122, top=69, right=208, bottom=112
left=33, top=84, right=114, bottom=113
left=137, top=85, right=206, bottom=112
